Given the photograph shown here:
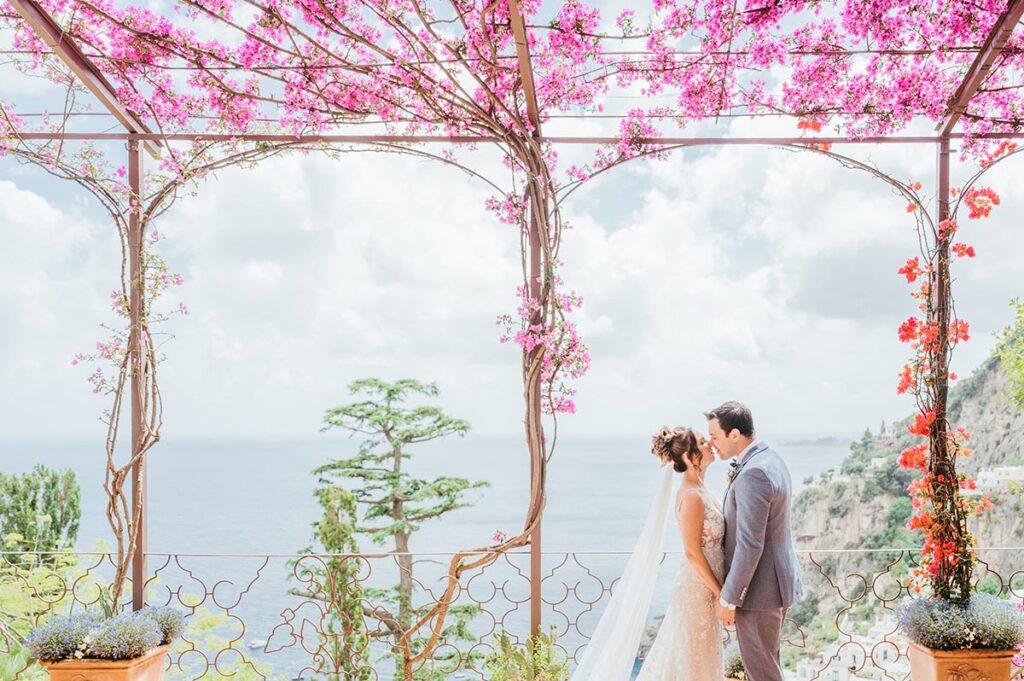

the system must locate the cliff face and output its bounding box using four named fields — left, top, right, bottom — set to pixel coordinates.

left=789, top=352, right=1024, bottom=628
left=948, top=356, right=1024, bottom=475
